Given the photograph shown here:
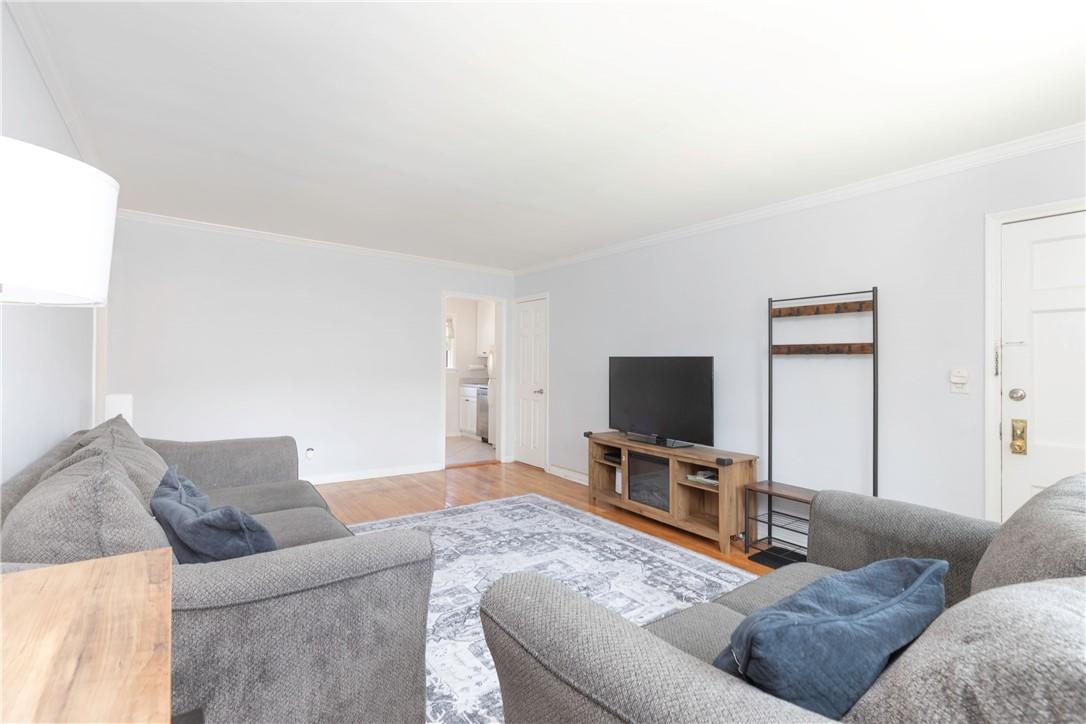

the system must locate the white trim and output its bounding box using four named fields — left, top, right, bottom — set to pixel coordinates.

left=116, top=209, right=515, bottom=278
left=513, top=293, right=550, bottom=469
left=517, top=123, right=1086, bottom=275
left=546, top=465, right=588, bottom=486
left=309, top=462, right=444, bottom=485
left=983, top=197, right=1086, bottom=522
left=6, top=3, right=102, bottom=164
